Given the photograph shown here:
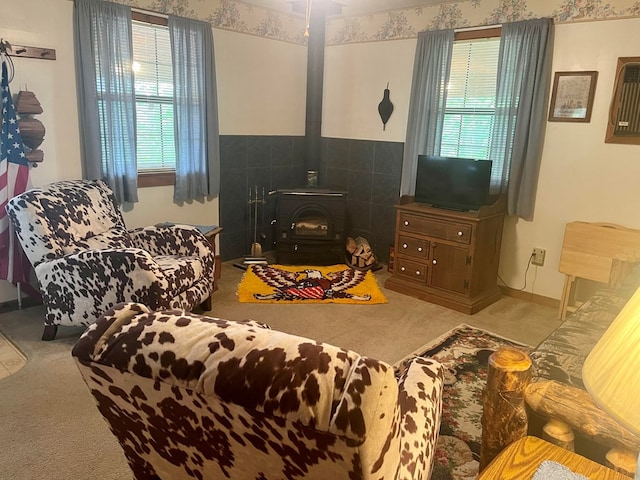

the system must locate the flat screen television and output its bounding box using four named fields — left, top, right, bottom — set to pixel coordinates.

left=415, top=155, right=492, bottom=211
